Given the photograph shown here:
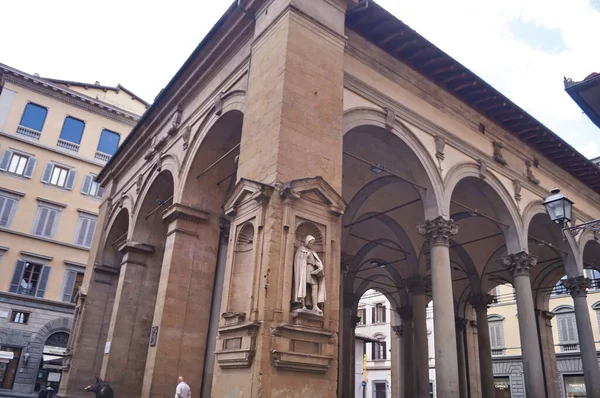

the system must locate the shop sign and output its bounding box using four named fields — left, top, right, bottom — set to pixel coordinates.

left=43, top=345, right=67, bottom=355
